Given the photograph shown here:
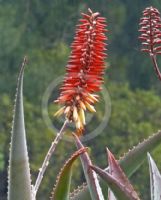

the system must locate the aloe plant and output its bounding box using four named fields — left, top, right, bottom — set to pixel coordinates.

left=6, top=5, right=161, bottom=200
